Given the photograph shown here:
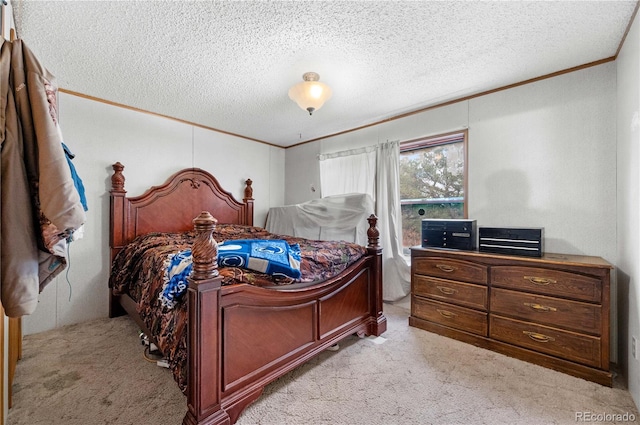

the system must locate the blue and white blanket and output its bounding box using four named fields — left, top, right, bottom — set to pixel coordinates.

left=160, top=239, right=301, bottom=308
left=160, top=249, right=193, bottom=309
